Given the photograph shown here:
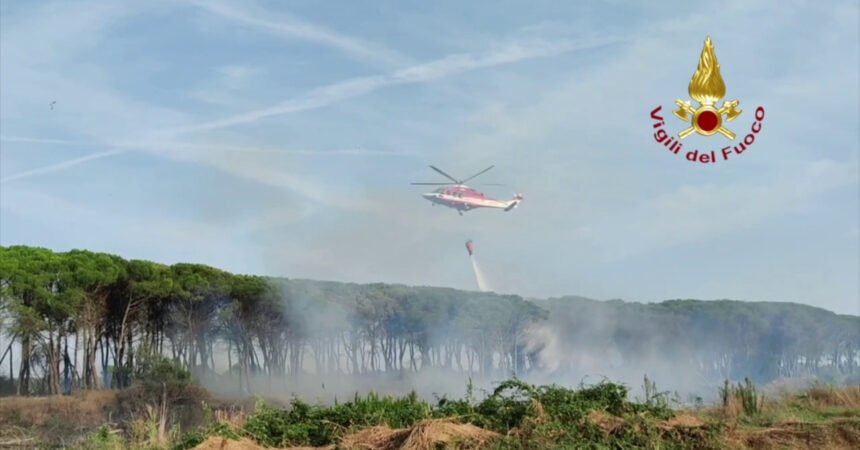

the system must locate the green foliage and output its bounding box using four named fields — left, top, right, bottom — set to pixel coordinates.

left=719, top=377, right=763, bottom=416
left=25, top=378, right=860, bottom=450
left=76, top=426, right=126, bottom=450
left=459, top=378, right=674, bottom=434
left=119, top=355, right=207, bottom=448
left=480, top=379, right=721, bottom=450
left=170, top=403, right=240, bottom=450
left=234, top=378, right=681, bottom=447
left=1, top=244, right=857, bottom=403
left=641, top=374, right=671, bottom=410
left=232, top=378, right=719, bottom=449
left=719, top=379, right=731, bottom=408
left=738, top=377, right=762, bottom=415
left=133, top=356, right=191, bottom=394
left=243, top=390, right=433, bottom=447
